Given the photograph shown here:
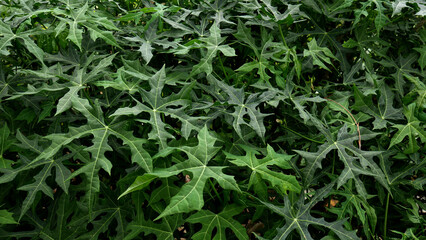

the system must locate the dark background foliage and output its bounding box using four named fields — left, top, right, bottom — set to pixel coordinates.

left=0, top=0, right=425, bottom=239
